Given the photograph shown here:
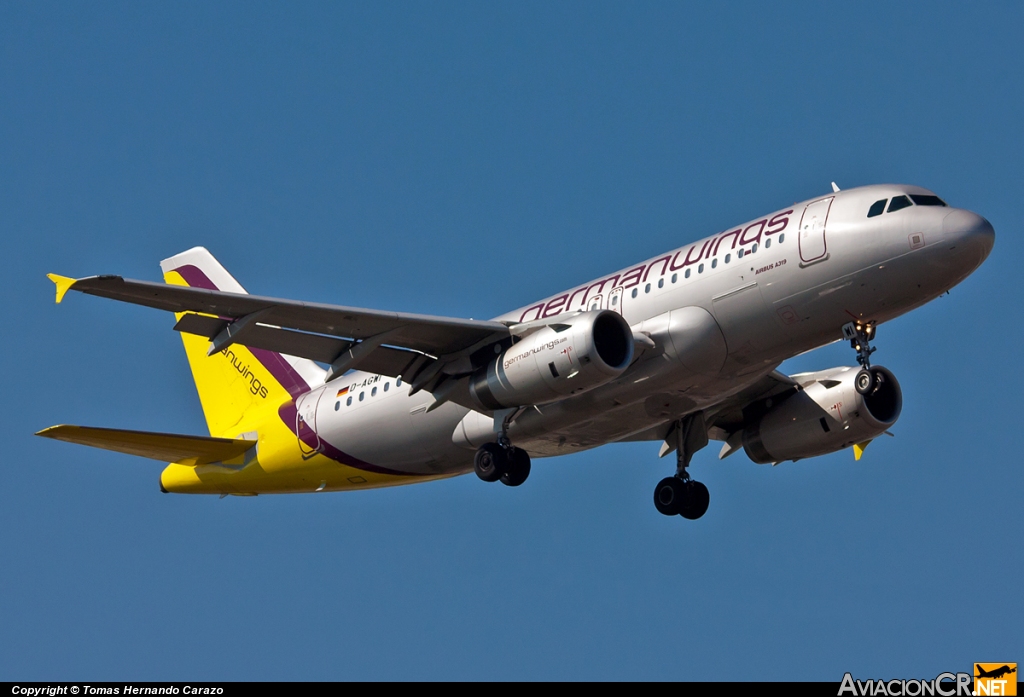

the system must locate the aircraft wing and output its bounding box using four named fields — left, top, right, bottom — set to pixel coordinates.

left=619, top=369, right=800, bottom=457
left=49, top=274, right=511, bottom=387
left=703, top=369, right=801, bottom=438
left=36, top=425, right=255, bottom=466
